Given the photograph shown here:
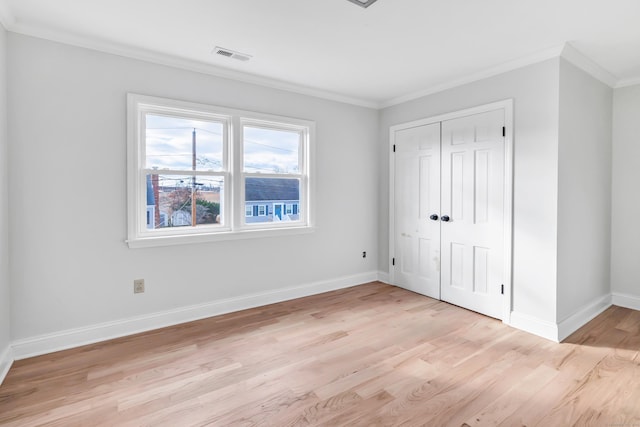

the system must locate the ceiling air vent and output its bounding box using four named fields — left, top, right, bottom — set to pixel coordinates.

left=346, top=0, right=379, bottom=8
left=213, top=46, right=252, bottom=62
